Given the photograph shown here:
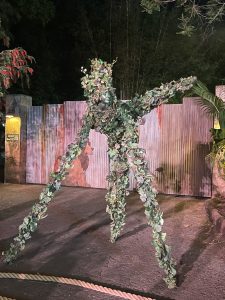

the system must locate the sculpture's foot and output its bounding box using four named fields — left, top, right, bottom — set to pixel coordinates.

left=164, top=274, right=177, bottom=289
left=110, top=231, right=119, bottom=243
left=110, top=222, right=125, bottom=243
left=110, top=237, right=116, bottom=243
